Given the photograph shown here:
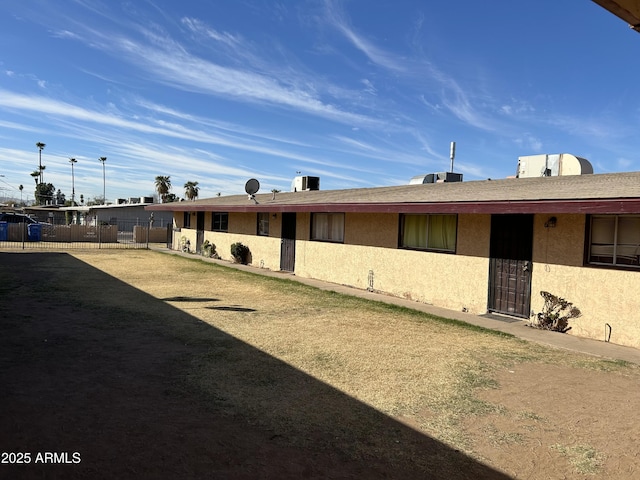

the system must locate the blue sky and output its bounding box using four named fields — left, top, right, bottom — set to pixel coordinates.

left=0, top=0, right=638, bottom=204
